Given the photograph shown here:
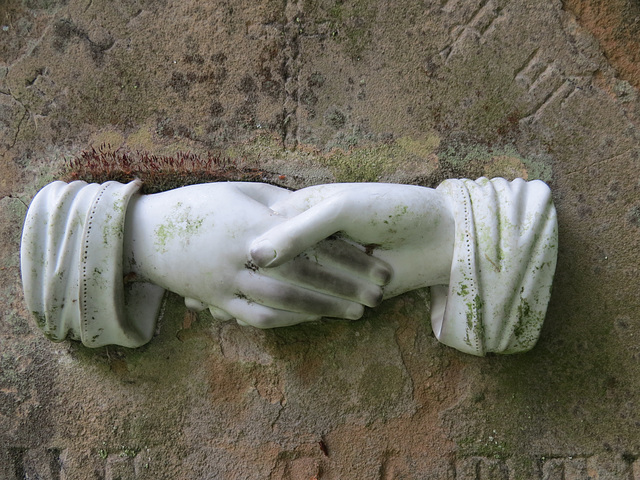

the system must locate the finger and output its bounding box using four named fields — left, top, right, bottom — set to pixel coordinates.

left=237, top=271, right=365, bottom=320
left=185, top=297, right=208, bottom=311
left=267, top=252, right=384, bottom=307
left=309, top=239, right=392, bottom=286
left=208, top=305, right=234, bottom=321
left=250, top=196, right=345, bottom=268
left=224, top=297, right=321, bottom=329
